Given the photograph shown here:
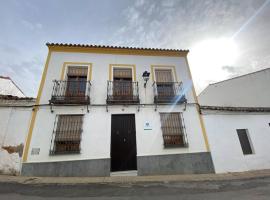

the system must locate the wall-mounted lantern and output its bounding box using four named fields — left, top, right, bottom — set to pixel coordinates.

left=142, top=71, right=150, bottom=88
